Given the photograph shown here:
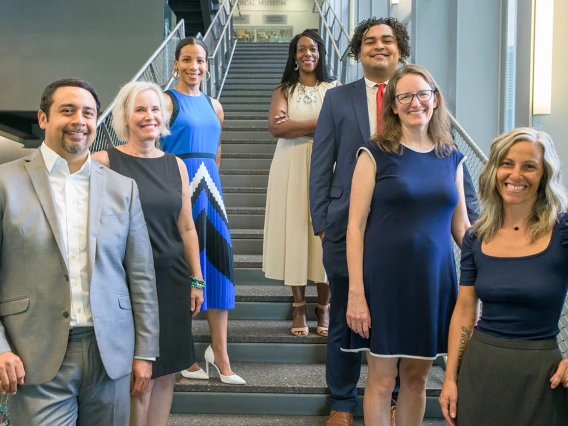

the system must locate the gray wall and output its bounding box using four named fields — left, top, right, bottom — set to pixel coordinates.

left=532, top=0, right=568, bottom=180
left=0, top=0, right=165, bottom=112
